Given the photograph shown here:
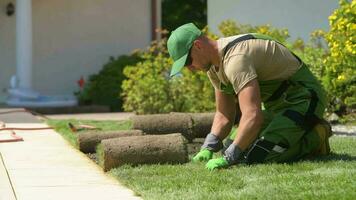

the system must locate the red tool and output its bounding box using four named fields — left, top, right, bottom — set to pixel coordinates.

left=68, top=122, right=101, bottom=132
left=0, top=131, right=23, bottom=143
